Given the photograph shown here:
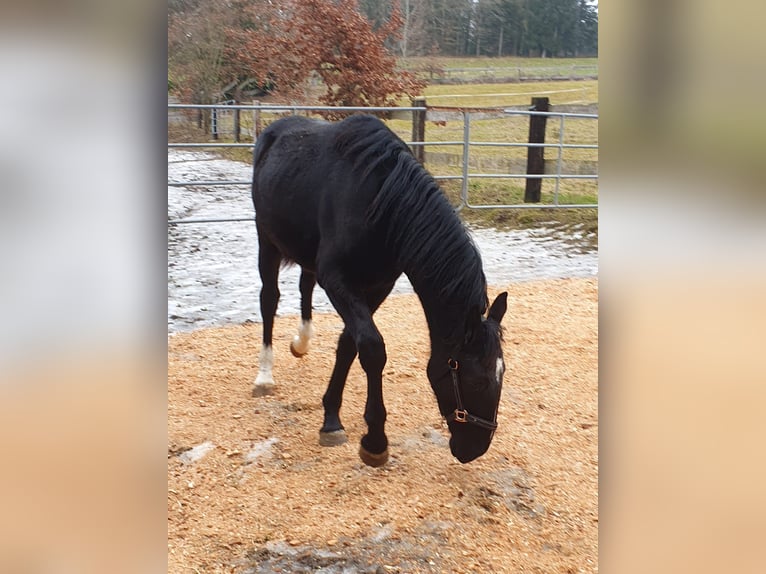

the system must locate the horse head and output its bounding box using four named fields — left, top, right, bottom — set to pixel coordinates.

left=427, top=292, right=507, bottom=463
